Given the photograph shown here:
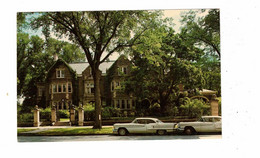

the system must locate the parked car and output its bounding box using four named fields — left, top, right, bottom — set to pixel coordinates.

left=113, top=118, right=176, bottom=136
left=175, top=116, right=222, bottom=135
